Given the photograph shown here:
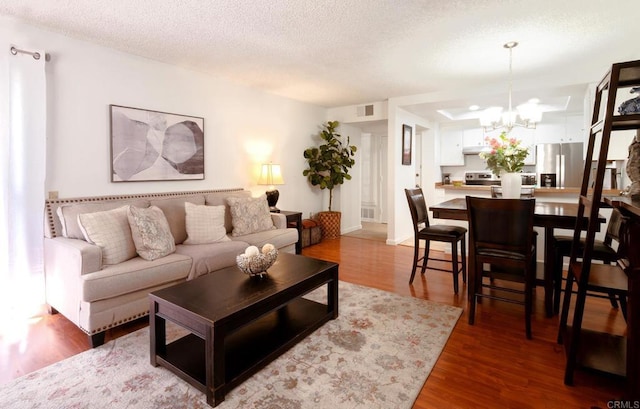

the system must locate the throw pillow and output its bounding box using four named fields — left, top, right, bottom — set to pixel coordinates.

left=77, top=206, right=137, bottom=265
left=227, top=195, right=275, bottom=237
left=127, top=205, right=176, bottom=261
left=184, top=202, right=230, bottom=245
